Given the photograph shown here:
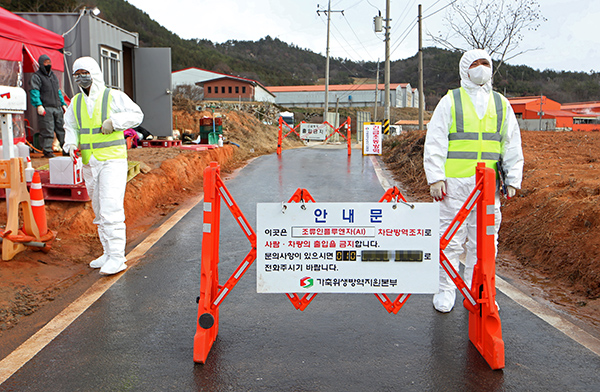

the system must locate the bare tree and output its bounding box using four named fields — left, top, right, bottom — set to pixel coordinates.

left=428, top=0, right=545, bottom=74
